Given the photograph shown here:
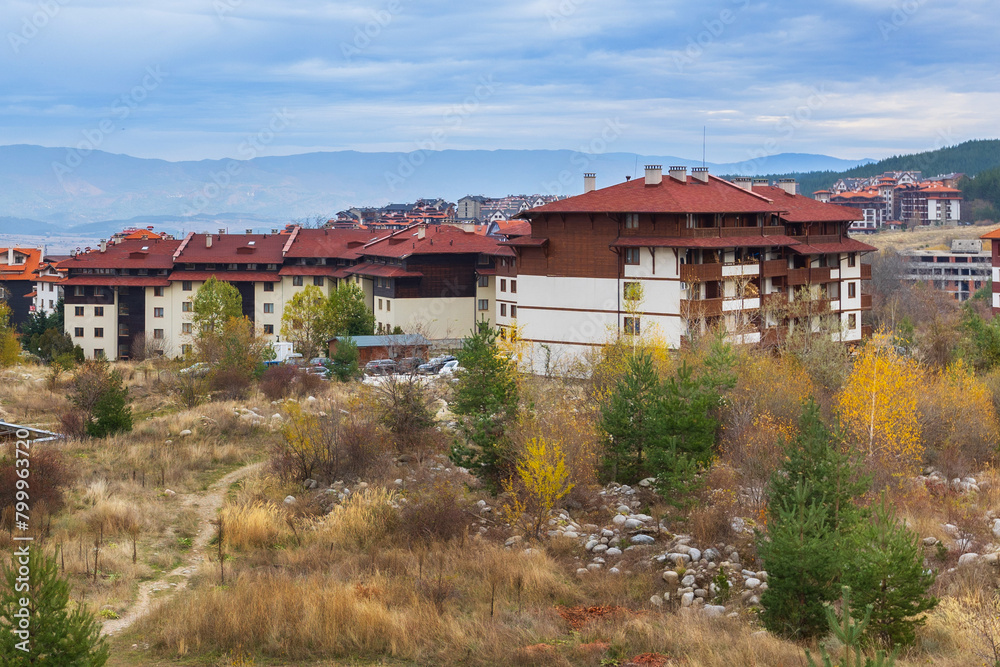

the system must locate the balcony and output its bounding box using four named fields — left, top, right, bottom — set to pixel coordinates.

left=787, top=268, right=809, bottom=286
left=762, top=259, right=788, bottom=278
left=681, top=298, right=724, bottom=318
left=723, top=297, right=760, bottom=312
left=681, top=263, right=722, bottom=283
left=789, top=234, right=842, bottom=245
left=722, top=262, right=760, bottom=278
left=862, top=325, right=873, bottom=338
left=861, top=294, right=873, bottom=310
left=861, top=263, right=872, bottom=280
